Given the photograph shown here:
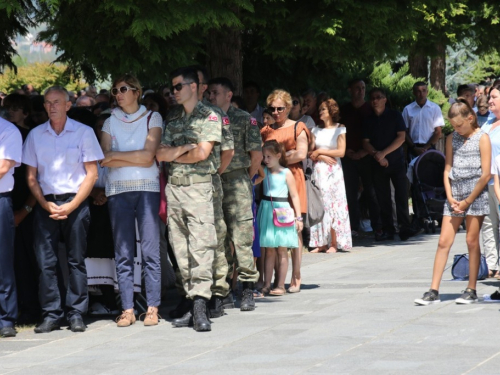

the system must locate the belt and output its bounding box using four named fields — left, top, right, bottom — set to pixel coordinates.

left=262, top=195, right=289, bottom=202
left=44, top=193, right=76, bottom=201
left=0, top=192, right=11, bottom=198
left=221, top=168, right=247, bottom=182
left=168, top=174, right=212, bottom=186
